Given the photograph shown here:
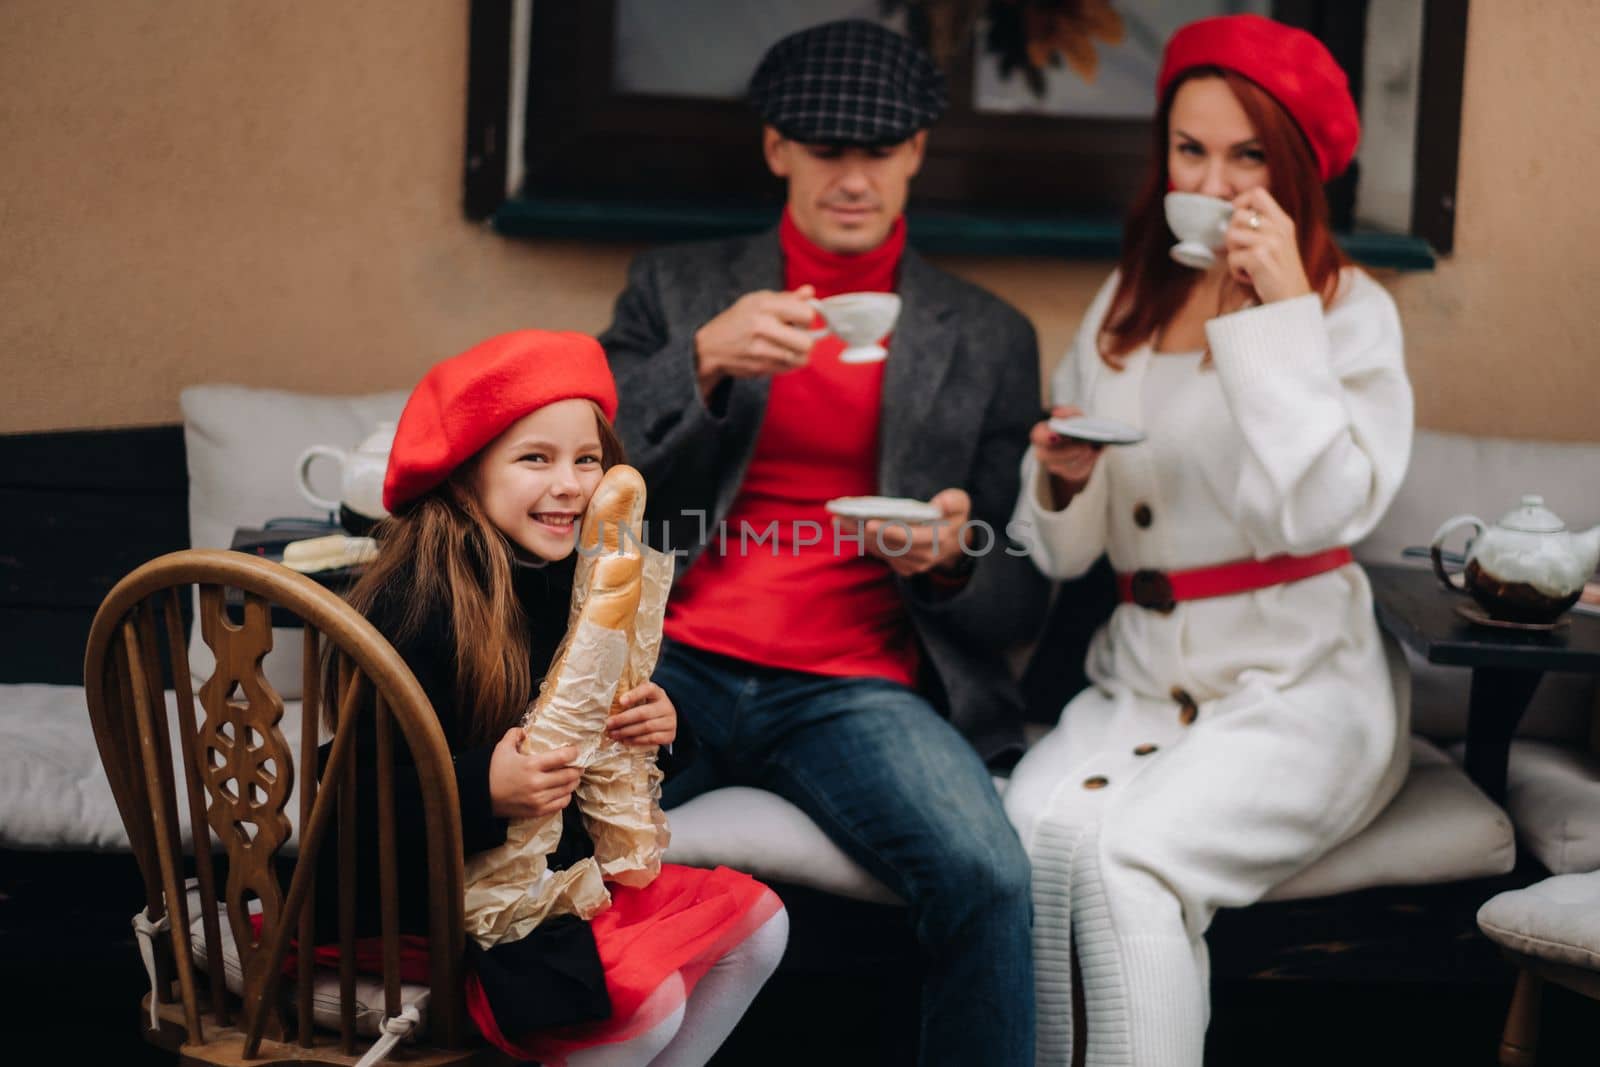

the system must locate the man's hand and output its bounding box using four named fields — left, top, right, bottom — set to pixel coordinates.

left=607, top=681, right=677, bottom=748
left=860, top=488, right=973, bottom=578
left=693, top=285, right=820, bottom=398
left=1029, top=405, right=1102, bottom=509
left=487, top=733, right=581, bottom=819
